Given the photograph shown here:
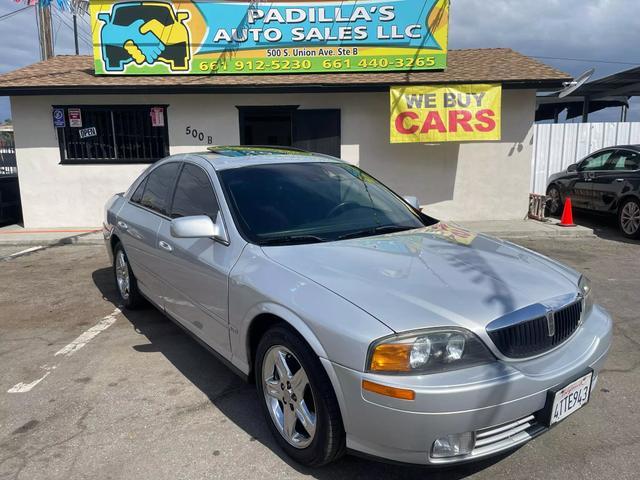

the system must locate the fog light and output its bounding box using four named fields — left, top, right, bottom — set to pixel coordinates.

left=431, top=432, right=476, bottom=459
